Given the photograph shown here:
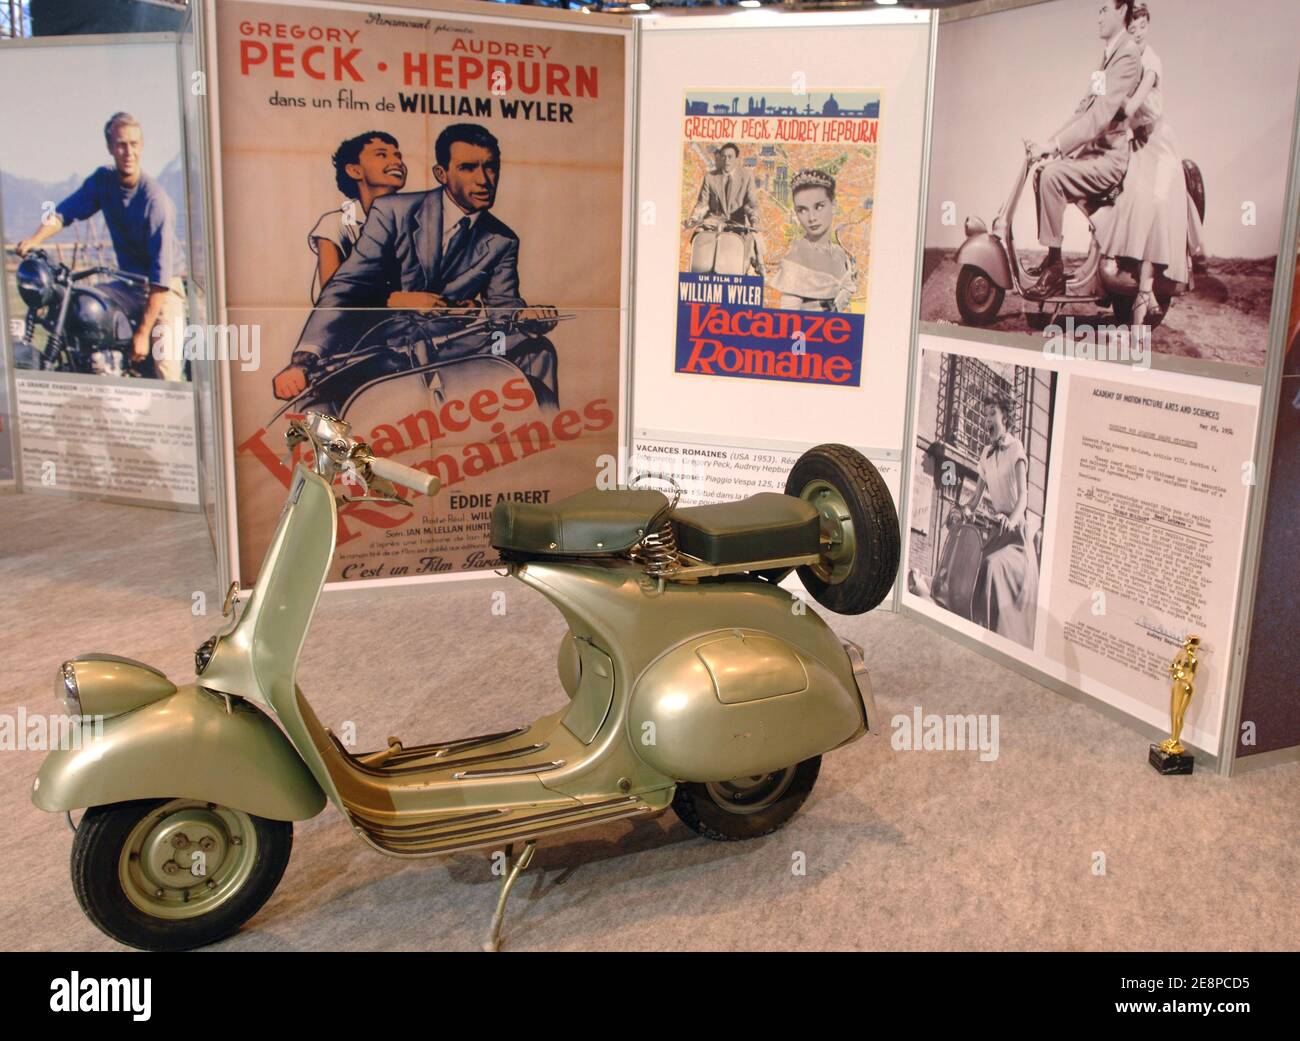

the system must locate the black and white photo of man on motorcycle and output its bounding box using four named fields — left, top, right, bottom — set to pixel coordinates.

left=1022, top=0, right=1143, bottom=302
left=273, top=123, right=561, bottom=412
